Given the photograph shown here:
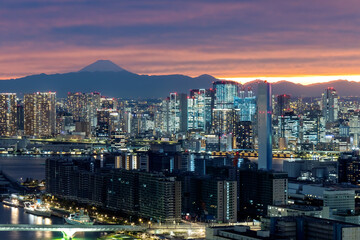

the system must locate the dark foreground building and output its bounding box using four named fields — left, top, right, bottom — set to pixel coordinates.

left=46, top=157, right=181, bottom=223
left=238, top=169, right=288, bottom=219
